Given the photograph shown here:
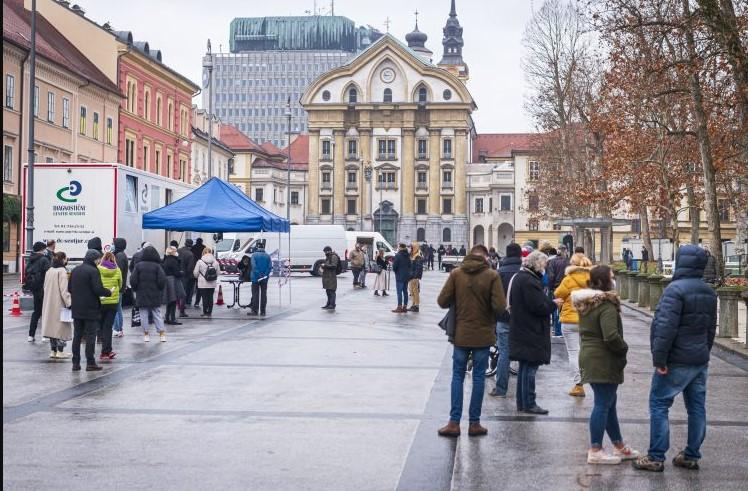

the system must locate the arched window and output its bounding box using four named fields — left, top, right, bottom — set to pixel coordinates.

left=417, top=227, right=426, bottom=242
left=443, top=227, right=451, bottom=242
left=348, top=87, right=357, bottom=103
left=383, top=88, right=392, bottom=103
left=418, top=87, right=427, bottom=103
